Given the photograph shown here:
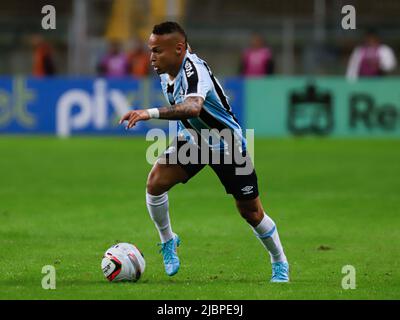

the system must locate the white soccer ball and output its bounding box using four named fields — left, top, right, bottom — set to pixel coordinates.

left=101, top=243, right=145, bottom=282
